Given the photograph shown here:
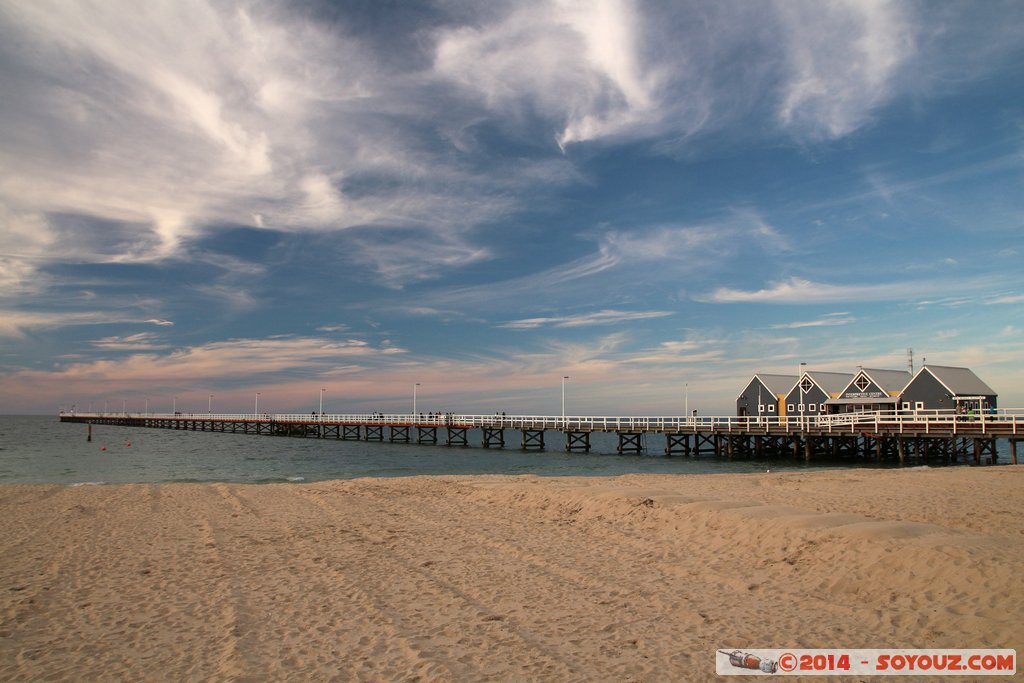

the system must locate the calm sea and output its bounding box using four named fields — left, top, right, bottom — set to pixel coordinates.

left=0, top=415, right=1006, bottom=485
